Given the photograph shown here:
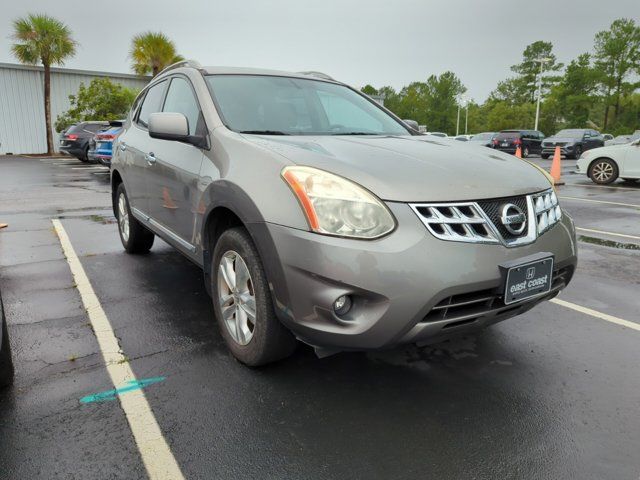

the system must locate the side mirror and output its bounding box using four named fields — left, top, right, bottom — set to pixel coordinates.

left=148, top=112, right=208, bottom=148
left=149, top=112, right=190, bottom=141
left=403, top=119, right=420, bottom=132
